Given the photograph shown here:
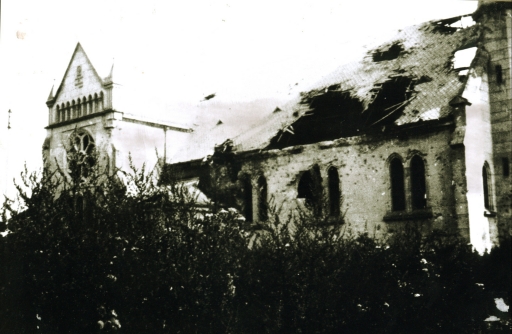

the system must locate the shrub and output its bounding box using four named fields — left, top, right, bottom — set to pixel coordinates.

left=0, top=163, right=510, bottom=333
